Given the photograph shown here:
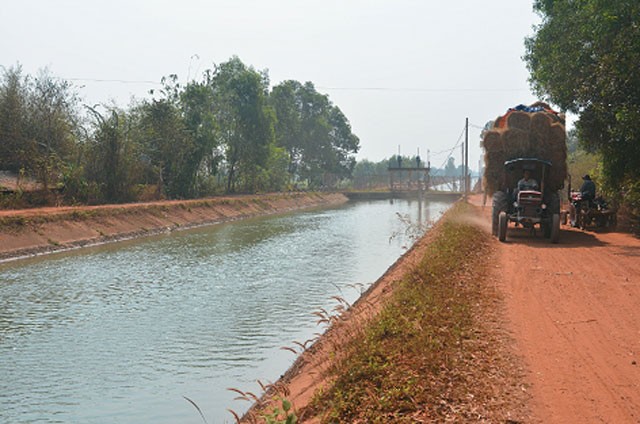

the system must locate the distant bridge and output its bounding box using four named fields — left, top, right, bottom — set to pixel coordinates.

left=387, top=167, right=470, bottom=193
